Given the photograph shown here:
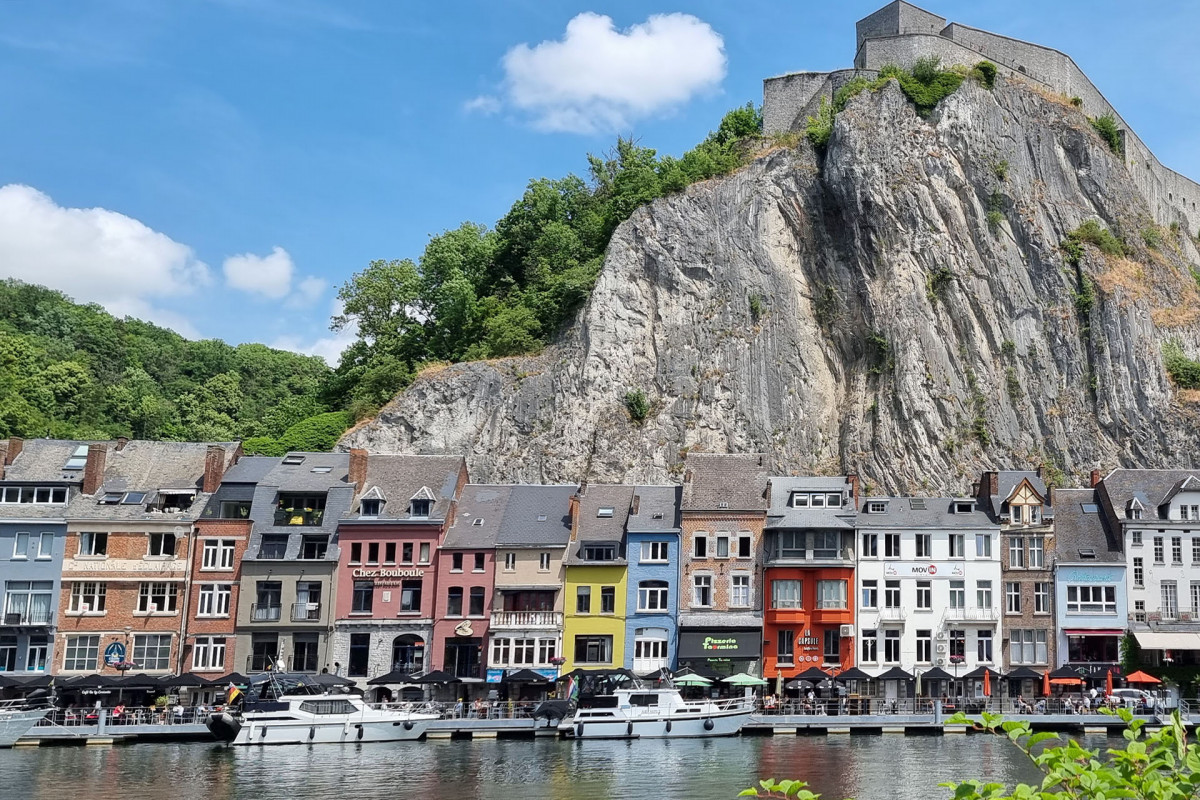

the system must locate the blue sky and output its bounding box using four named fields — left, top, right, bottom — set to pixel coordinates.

left=0, top=0, right=1196, bottom=362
